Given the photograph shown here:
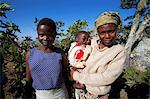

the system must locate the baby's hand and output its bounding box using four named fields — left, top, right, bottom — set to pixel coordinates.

left=70, top=66, right=77, bottom=71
